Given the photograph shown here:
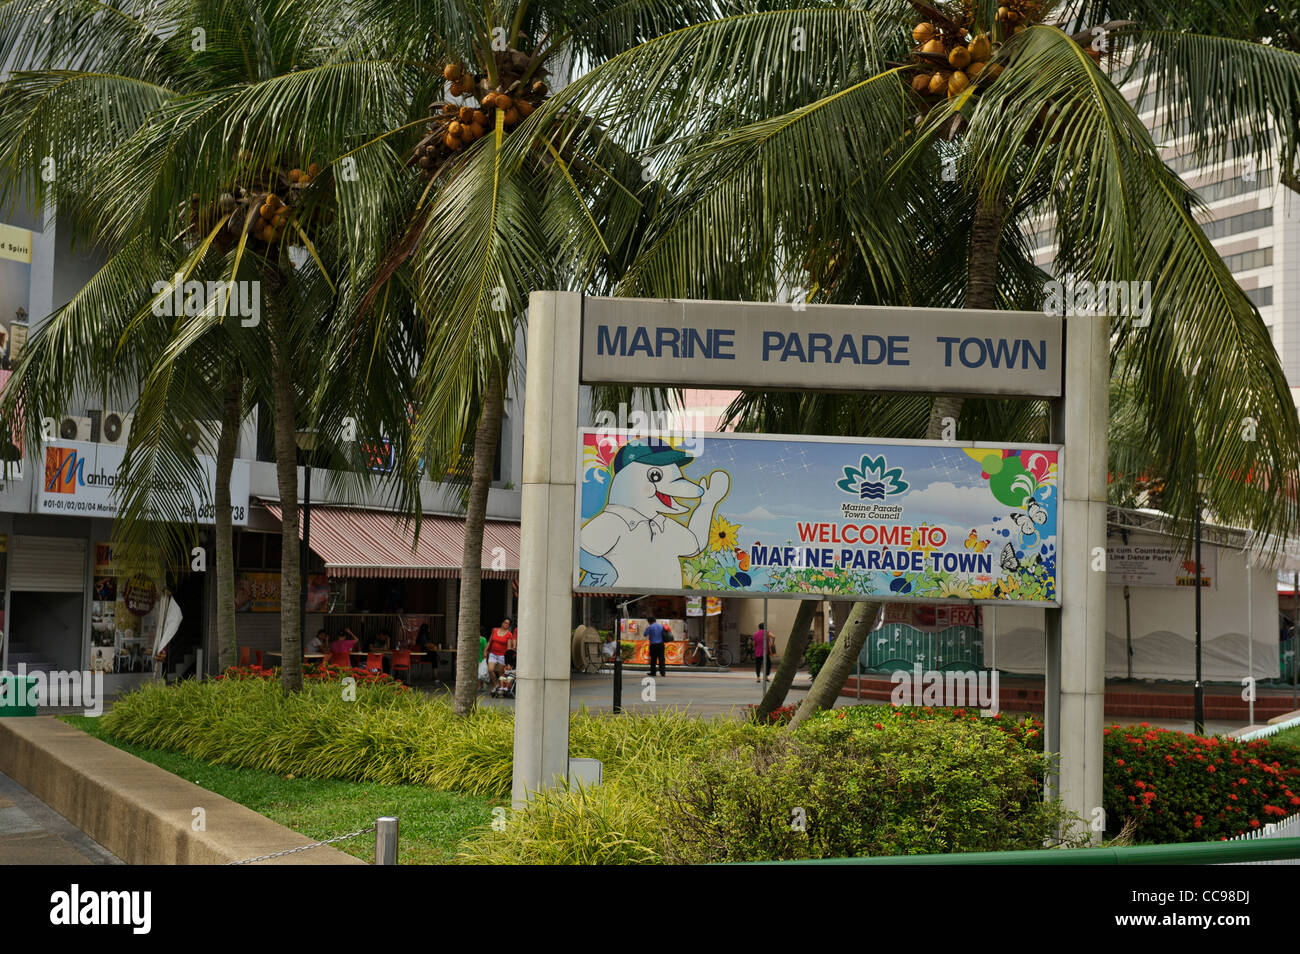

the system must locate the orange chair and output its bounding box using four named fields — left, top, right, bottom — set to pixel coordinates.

left=254, top=650, right=265, bottom=668
left=238, top=647, right=252, bottom=667
left=390, top=650, right=411, bottom=683
left=328, top=650, right=352, bottom=667
left=365, top=653, right=384, bottom=673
